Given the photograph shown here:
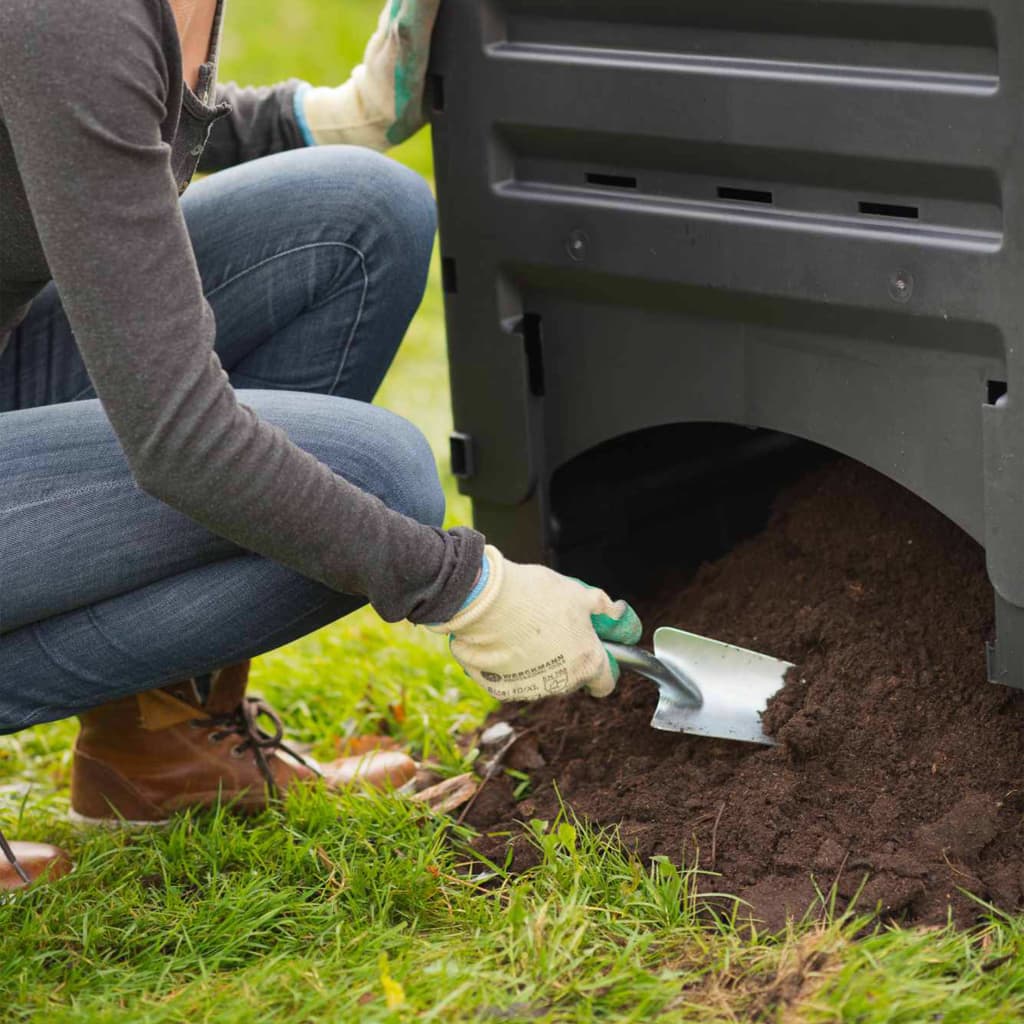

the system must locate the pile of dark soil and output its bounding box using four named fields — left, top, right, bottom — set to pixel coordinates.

left=467, top=460, right=1024, bottom=928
